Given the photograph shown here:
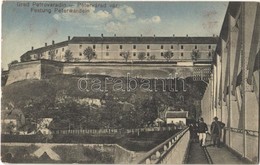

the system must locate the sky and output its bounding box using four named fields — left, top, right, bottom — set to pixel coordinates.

left=1, top=1, right=228, bottom=69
